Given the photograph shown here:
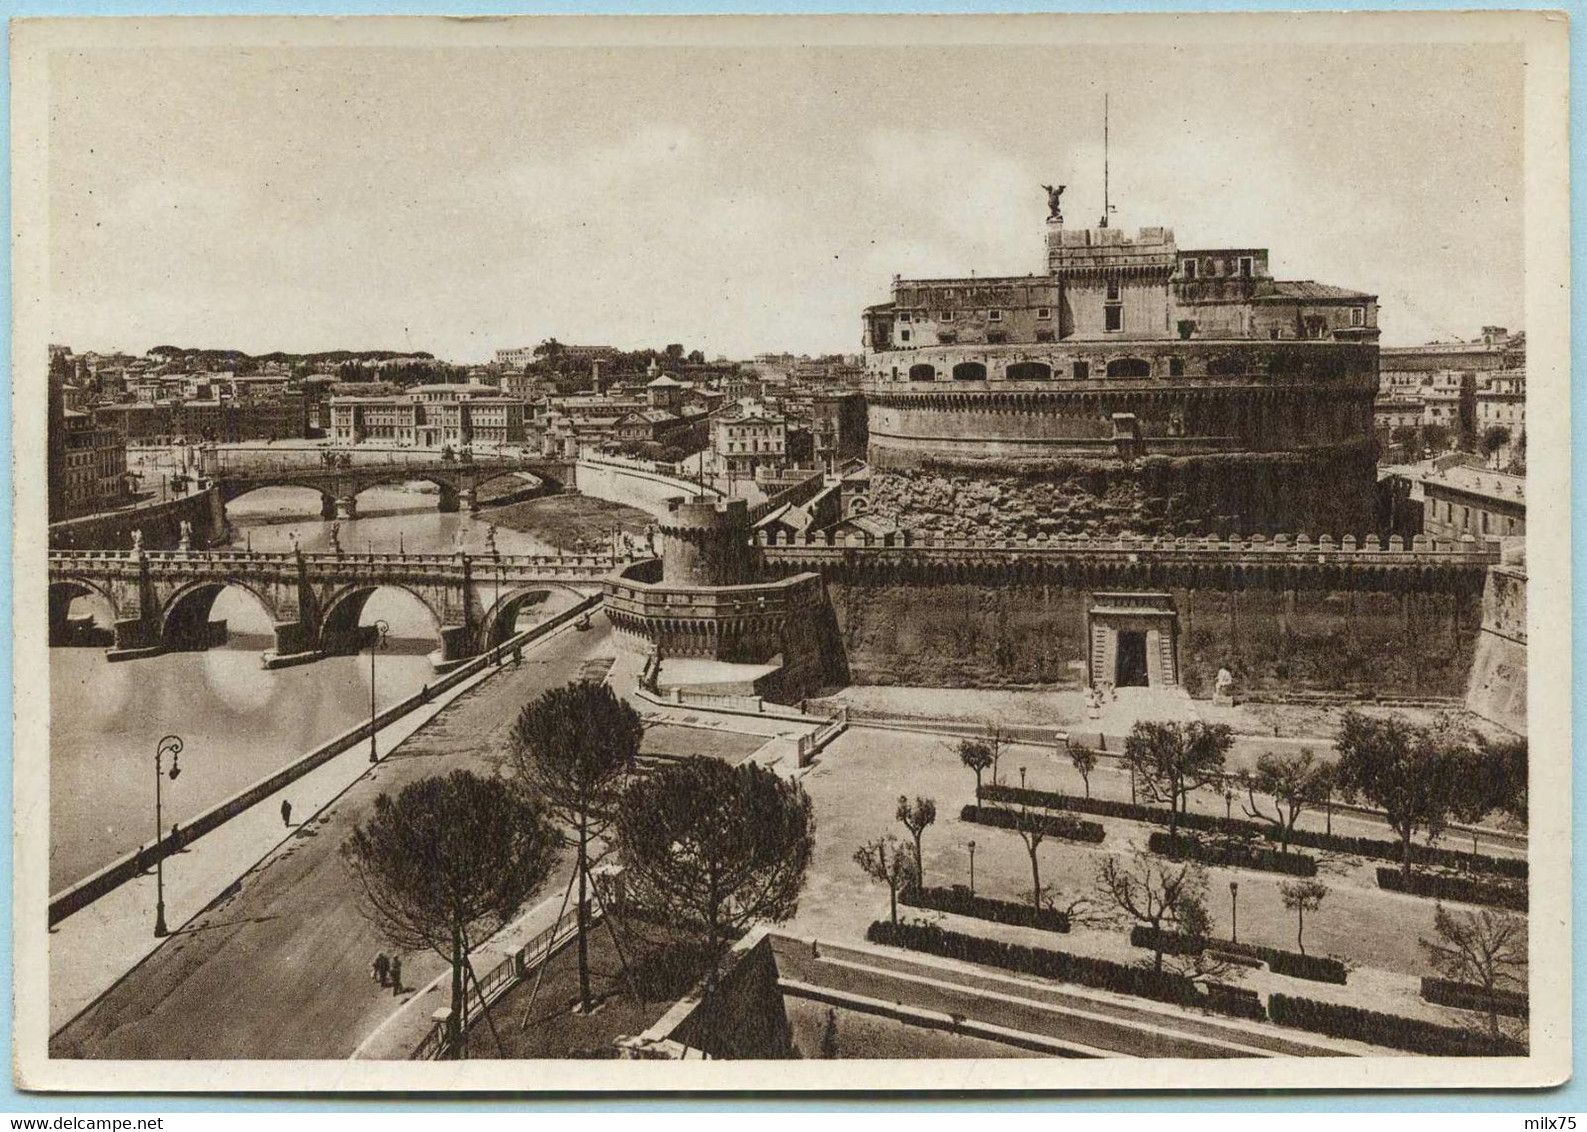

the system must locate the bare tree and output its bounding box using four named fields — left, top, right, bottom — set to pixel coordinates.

left=957, top=738, right=993, bottom=803
left=341, top=770, right=558, bottom=1057
left=1420, top=903, right=1528, bottom=1039
left=895, top=795, right=937, bottom=881
left=1124, top=721, right=1234, bottom=843
left=854, top=835, right=918, bottom=924
left=1095, top=850, right=1208, bottom=972
left=1068, top=745, right=1099, bottom=798
left=1279, top=879, right=1331, bottom=955
left=1242, top=750, right=1336, bottom=854
left=508, top=681, right=643, bottom=1014
left=1000, top=777, right=1053, bottom=913
left=1164, top=895, right=1245, bottom=986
